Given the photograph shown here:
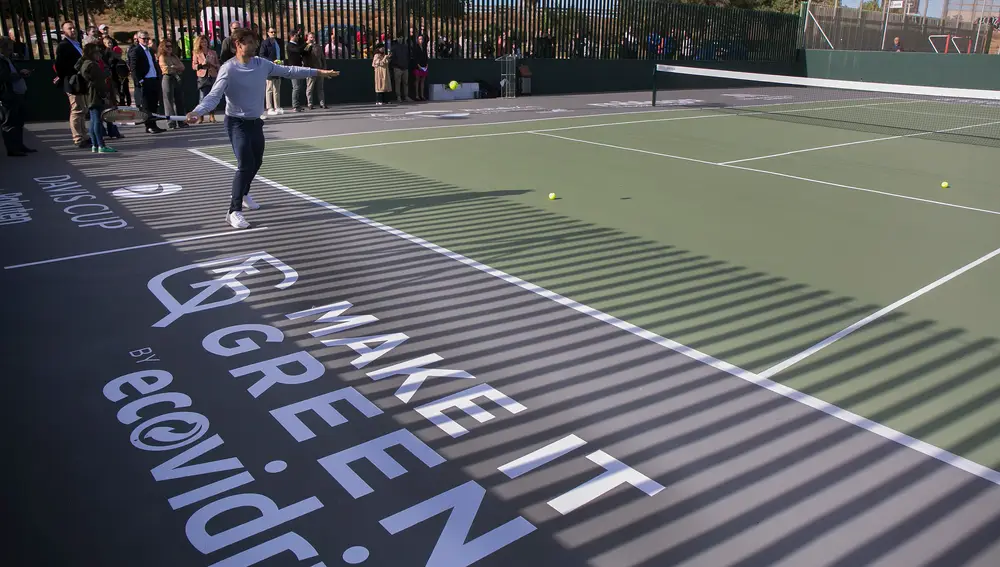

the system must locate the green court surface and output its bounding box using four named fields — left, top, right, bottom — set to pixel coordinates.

left=200, top=107, right=1000, bottom=470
